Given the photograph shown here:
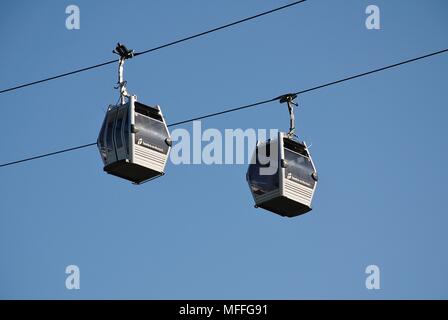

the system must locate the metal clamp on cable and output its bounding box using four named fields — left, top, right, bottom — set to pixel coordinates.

left=113, top=43, right=134, bottom=60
